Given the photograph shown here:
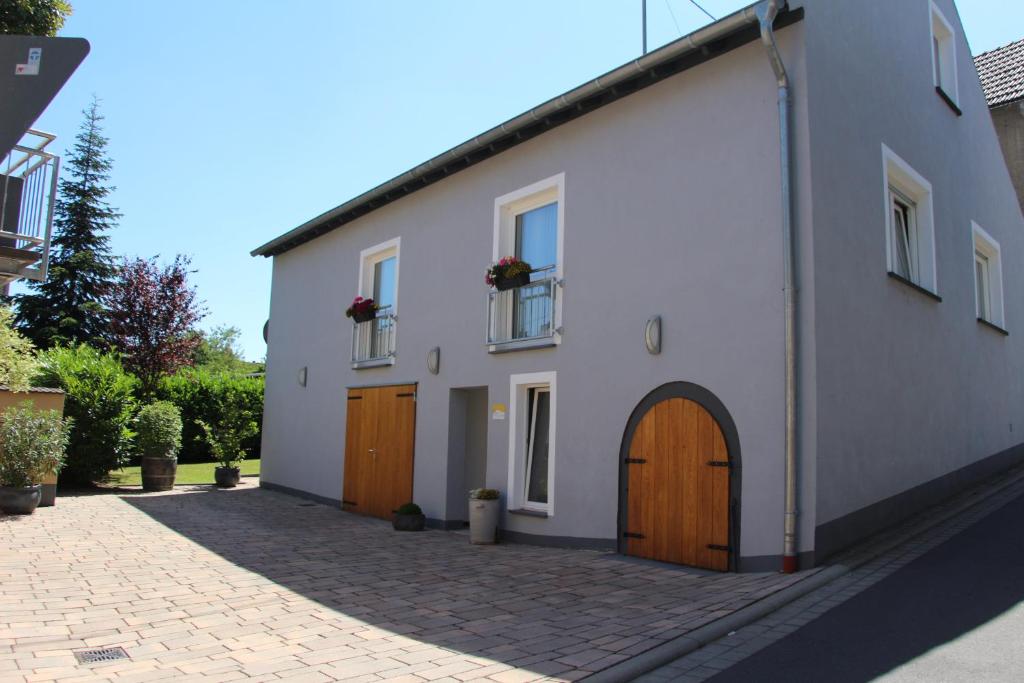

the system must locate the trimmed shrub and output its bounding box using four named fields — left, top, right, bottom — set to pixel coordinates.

left=0, top=402, right=72, bottom=488
left=396, top=502, right=423, bottom=516
left=35, top=345, right=137, bottom=485
left=197, top=400, right=258, bottom=469
left=156, top=368, right=263, bottom=462
left=135, top=401, right=182, bottom=459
